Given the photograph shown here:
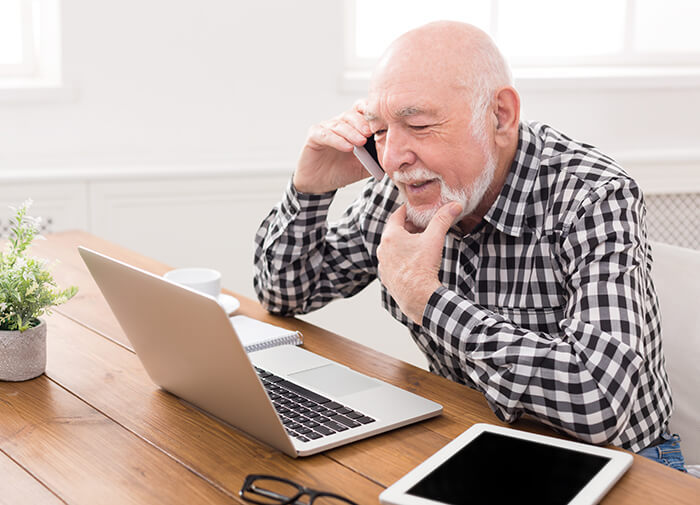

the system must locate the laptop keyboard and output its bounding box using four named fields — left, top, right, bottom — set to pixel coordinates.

left=255, top=366, right=376, bottom=443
